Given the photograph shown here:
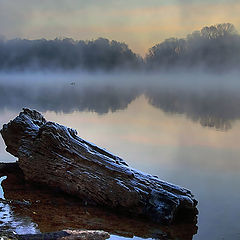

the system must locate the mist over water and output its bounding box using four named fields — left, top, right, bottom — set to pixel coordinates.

left=1, top=71, right=240, bottom=240
left=0, top=1, right=239, bottom=237
left=1, top=71, right=240, bottom=130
